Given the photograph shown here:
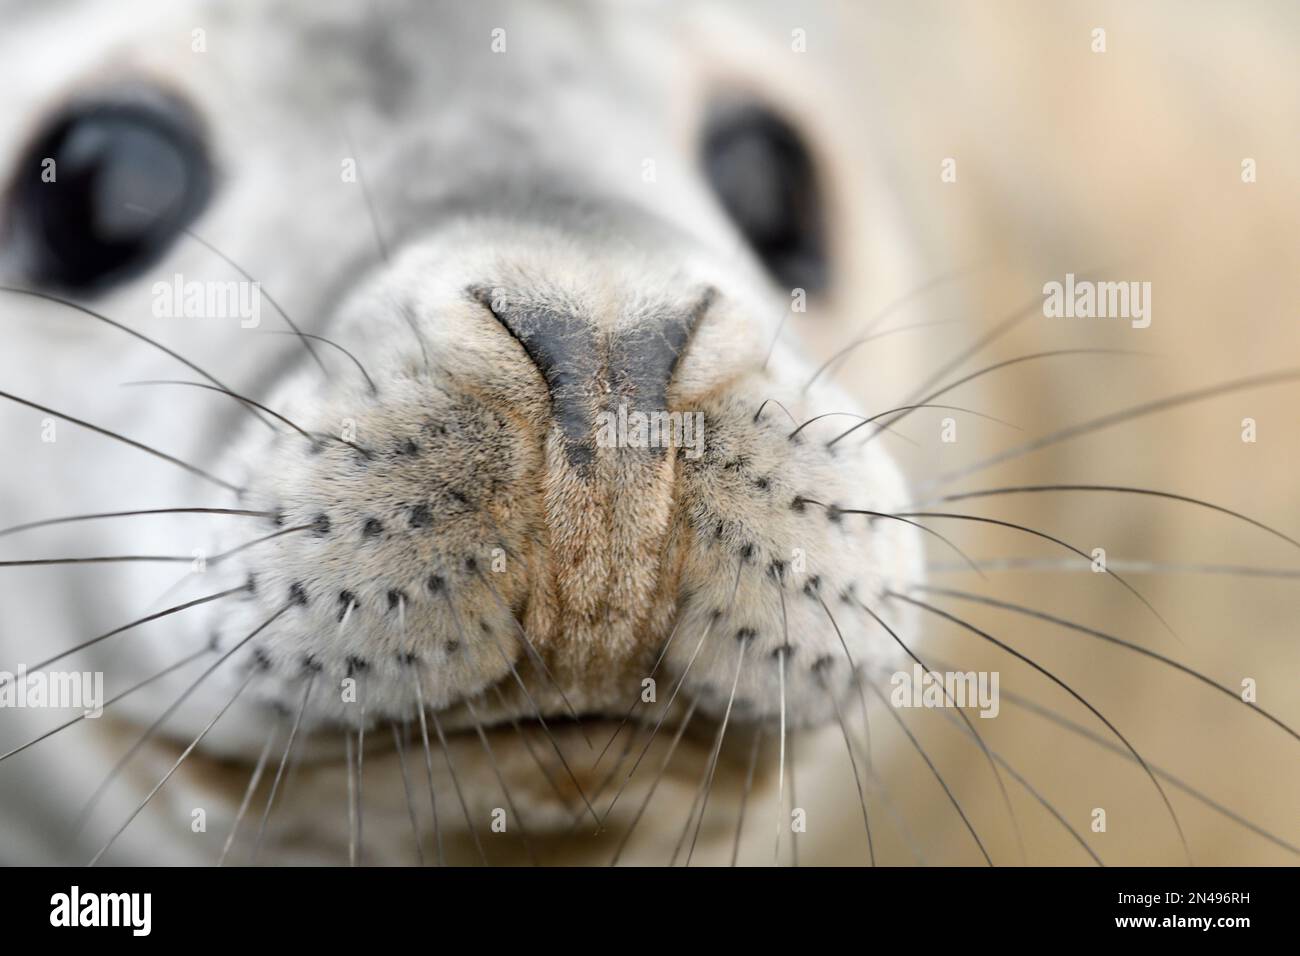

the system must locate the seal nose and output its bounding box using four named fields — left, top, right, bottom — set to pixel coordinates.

left=472, top=285, right=712, bottom=470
